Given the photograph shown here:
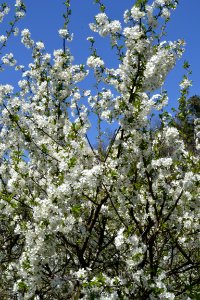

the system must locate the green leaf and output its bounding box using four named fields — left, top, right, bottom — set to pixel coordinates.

left=41, top=144, right=48, bottom=154
left=71, top=204, right=82, bottom=216
left=24, top=133, right=31, bottom=142
left=100, top=4, right=105, bottom=12
left=68, top=156, right=77, bottom=168
left=9, top=114, right=19, bottom=122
